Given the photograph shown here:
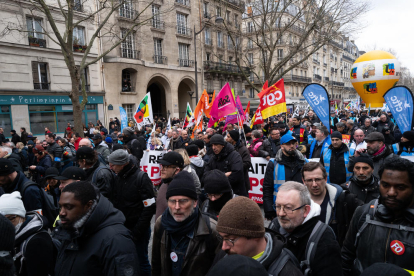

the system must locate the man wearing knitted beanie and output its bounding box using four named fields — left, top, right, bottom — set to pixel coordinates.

left=152, top=171, right=221, bottom=276
left=343, top=153, right=379, bottom=203
left=392, top=130, right=414, bottom=156
left=212, top=197, right=303, bottom=276
left=201, top=169, right=235, bottom=219
left=0, top=214, right=15, bottom=276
